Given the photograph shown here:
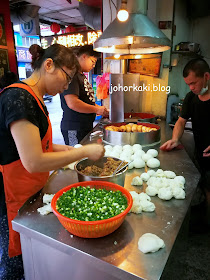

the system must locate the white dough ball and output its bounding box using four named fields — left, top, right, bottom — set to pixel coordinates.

left=147, top=149, right=158, bottom=157
left=134, top=150, right=145, bottom=158
left=133, top=158, right=145, bottom=169
left=123, top=145, right=132, bottom=151
left=132, top=144, right=142, bottom=152
left=140, top=172, right=150, bottom=181
left=74, top=144, right=82, bottom=148
left=164, top=170, right=176, bottom=179
left=138, top=233, right=165, bottom=253
left=146, top=186, right=158, bottom=196
left=147, top=158, right=160, bottom=169
left=155, top=169, right=165, bottom=177
left=131, top=176, right=143, bottom=186
left=158, top=187, right=173, bottom=200
left=112, top=145, right=123, bottom=153
left=142, top=153, right=153, bottom=163
left=140, top=200, right=156, bottom=212
left=138, top=192, right=151, bottom=201
left=174, top=176, right=185, bottom=185
left=147, top=170, right=156, bottom=177
left=105, top=145, right=113, bottom=151
left=172, top=187, right=186, bottom=199
left=128, top=161, right=134, bottom=169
